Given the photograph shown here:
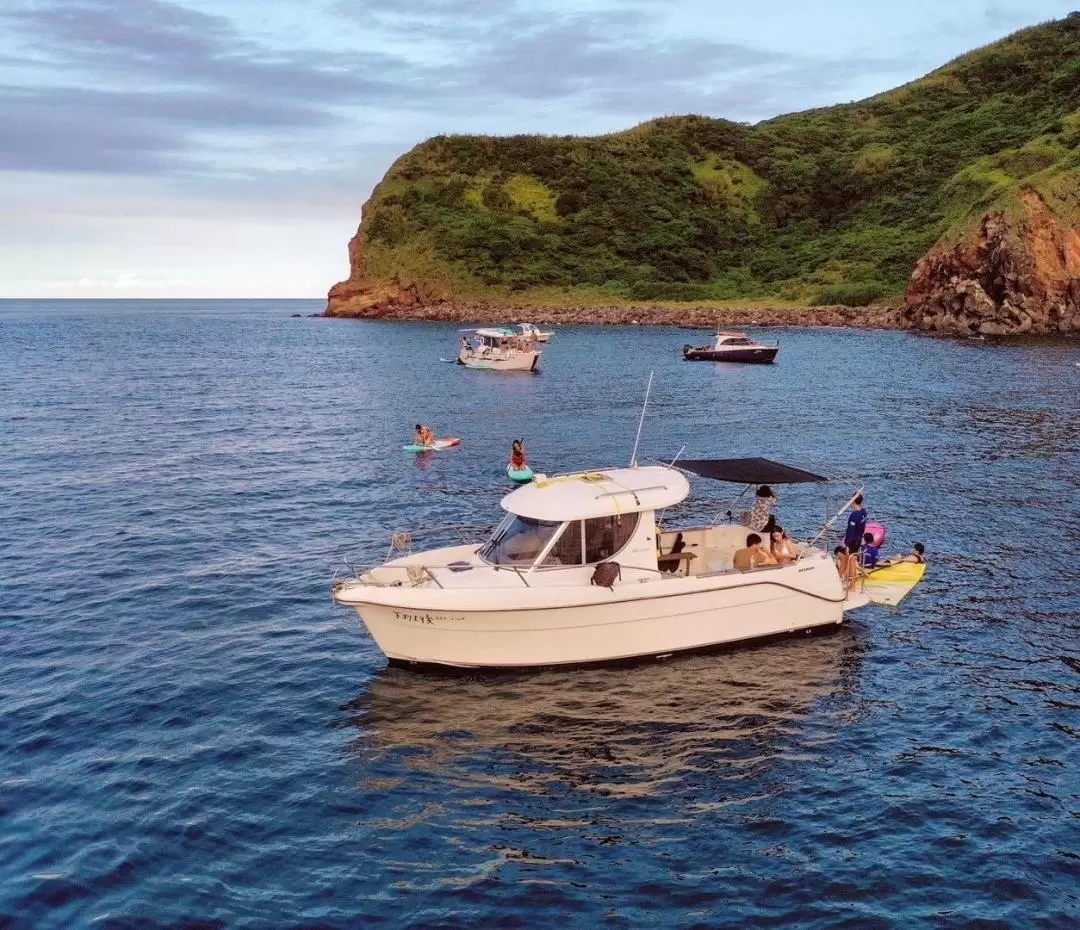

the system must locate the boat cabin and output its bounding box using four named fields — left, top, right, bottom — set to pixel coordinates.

left=466, top=327, right=531, bottom=353
left=713, top=331, right=756, bottom=347
left=480, top=467, right=685, bottom=573
left=483, top=458, right=831, bottom=576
